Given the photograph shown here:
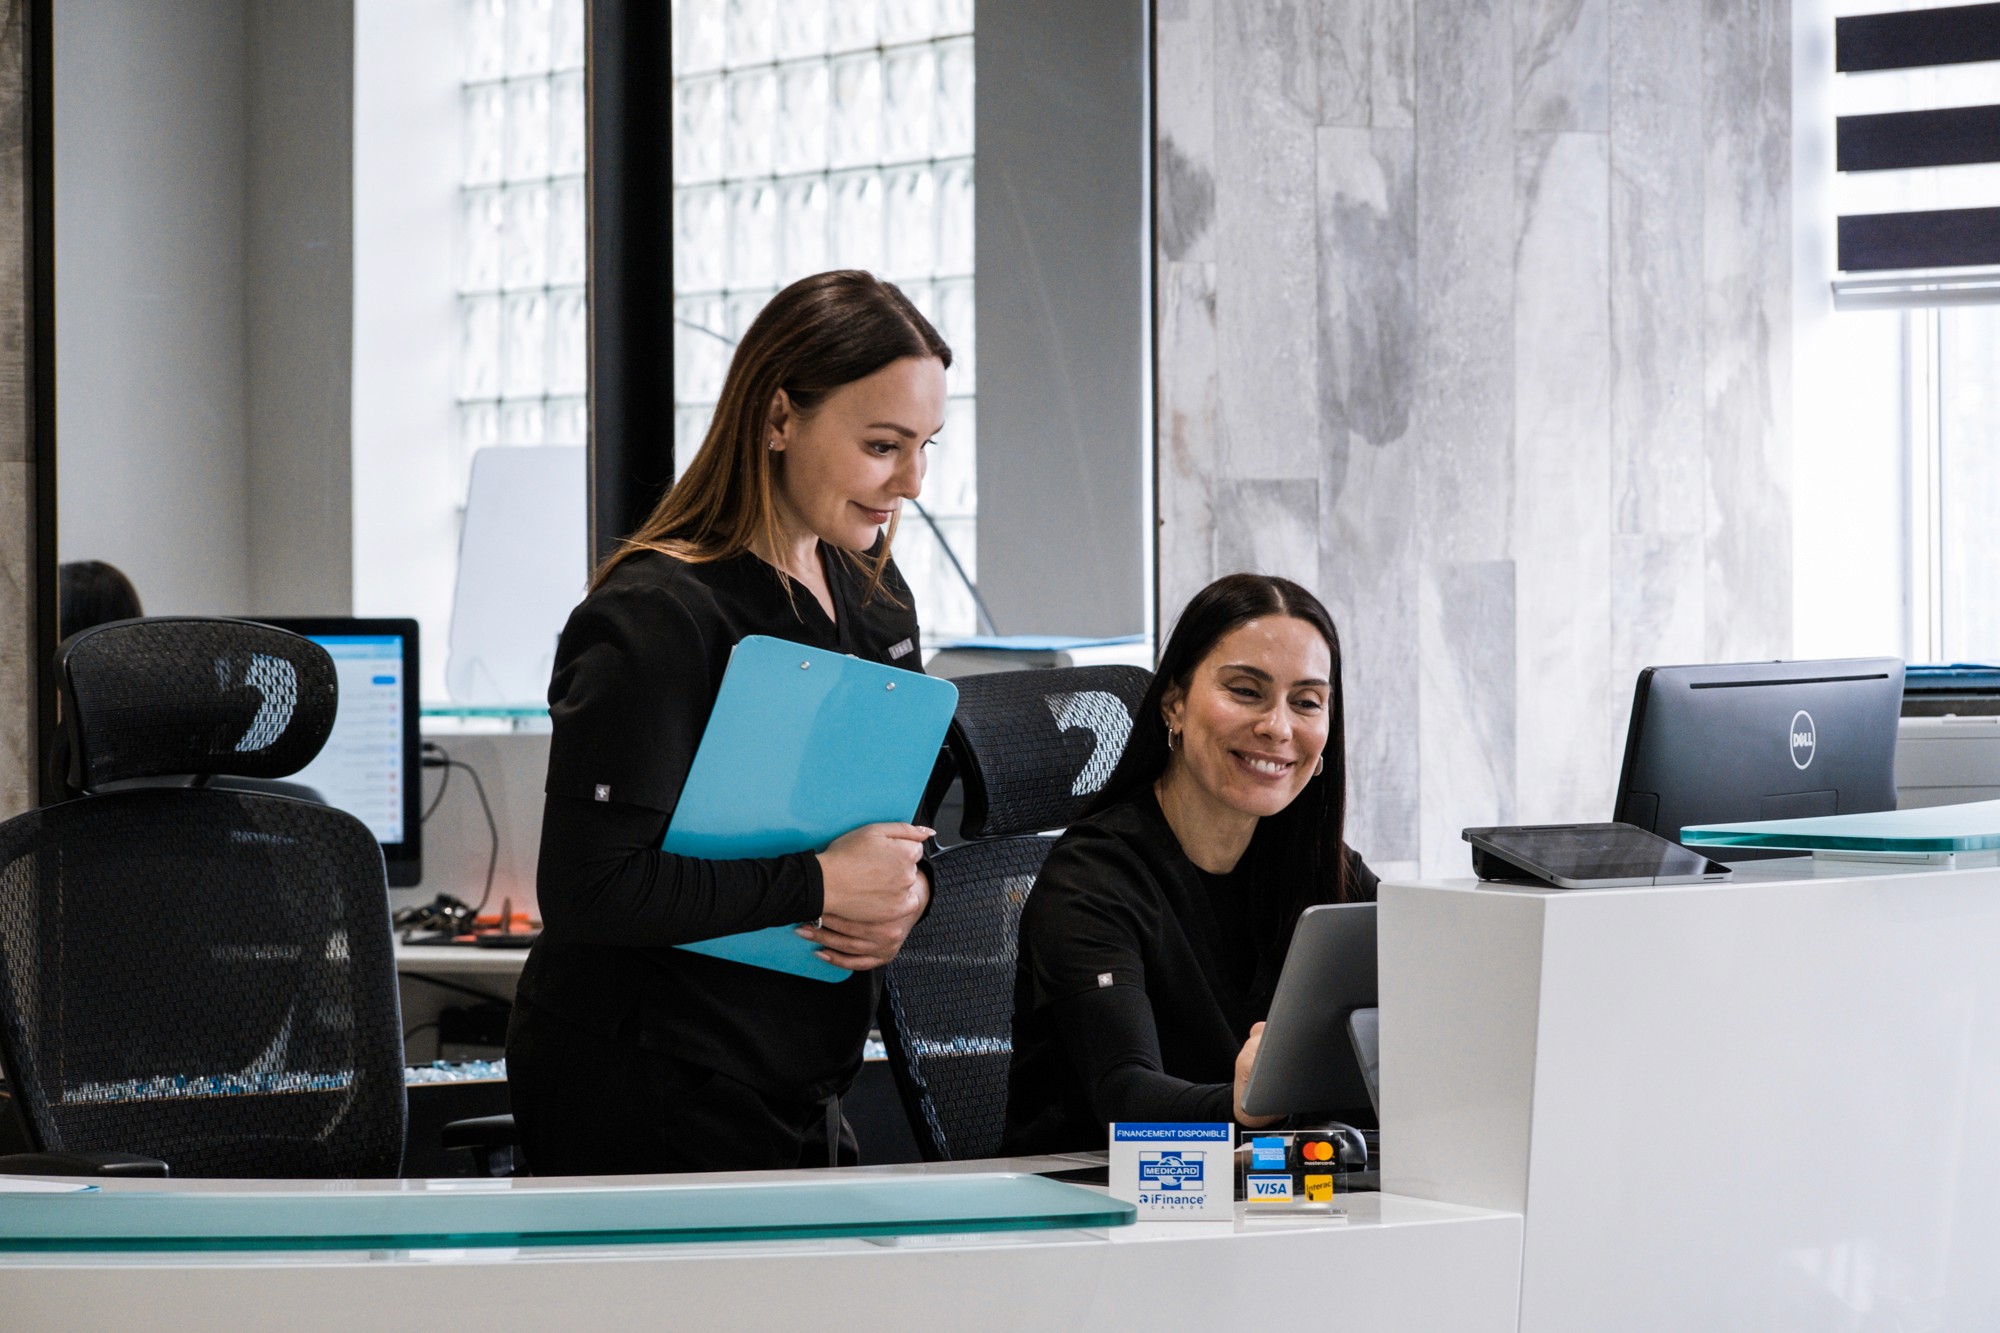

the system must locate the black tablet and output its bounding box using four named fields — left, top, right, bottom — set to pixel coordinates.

left=1463, top=822, right=1733, bottom=889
